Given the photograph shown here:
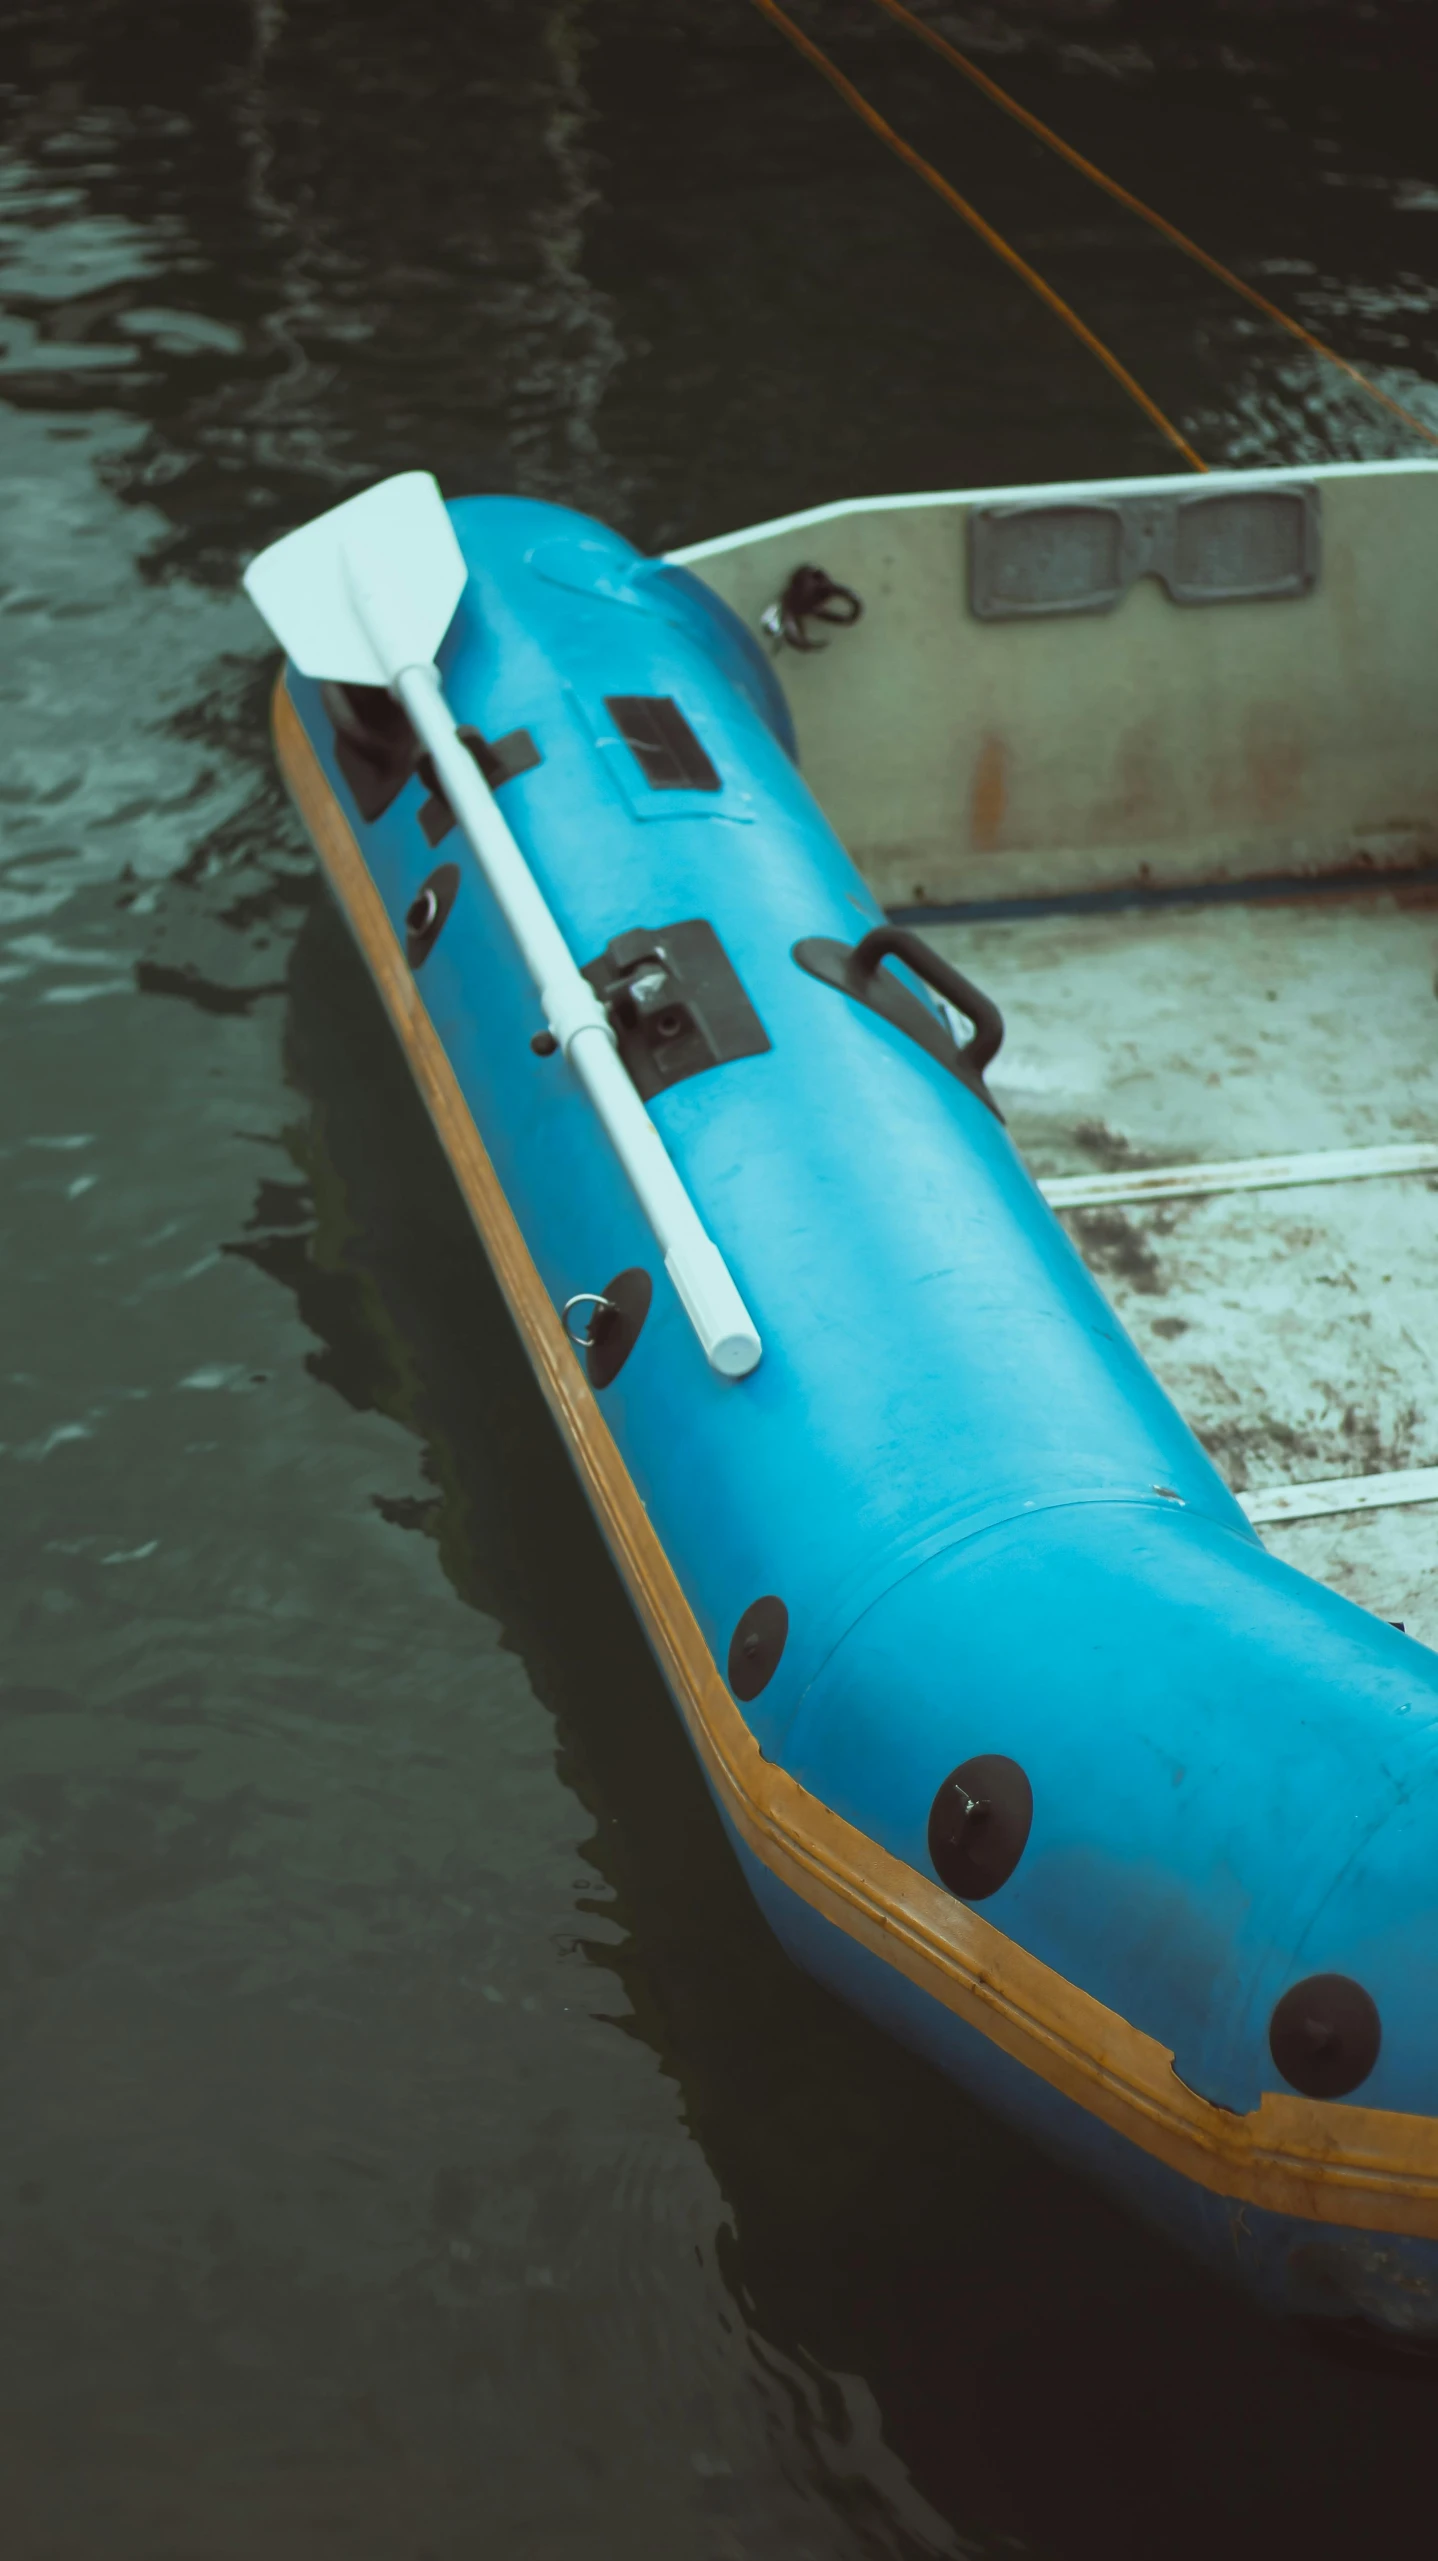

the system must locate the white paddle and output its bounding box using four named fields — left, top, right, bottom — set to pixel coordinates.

left=244, top=473, right=762, bottom=1379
